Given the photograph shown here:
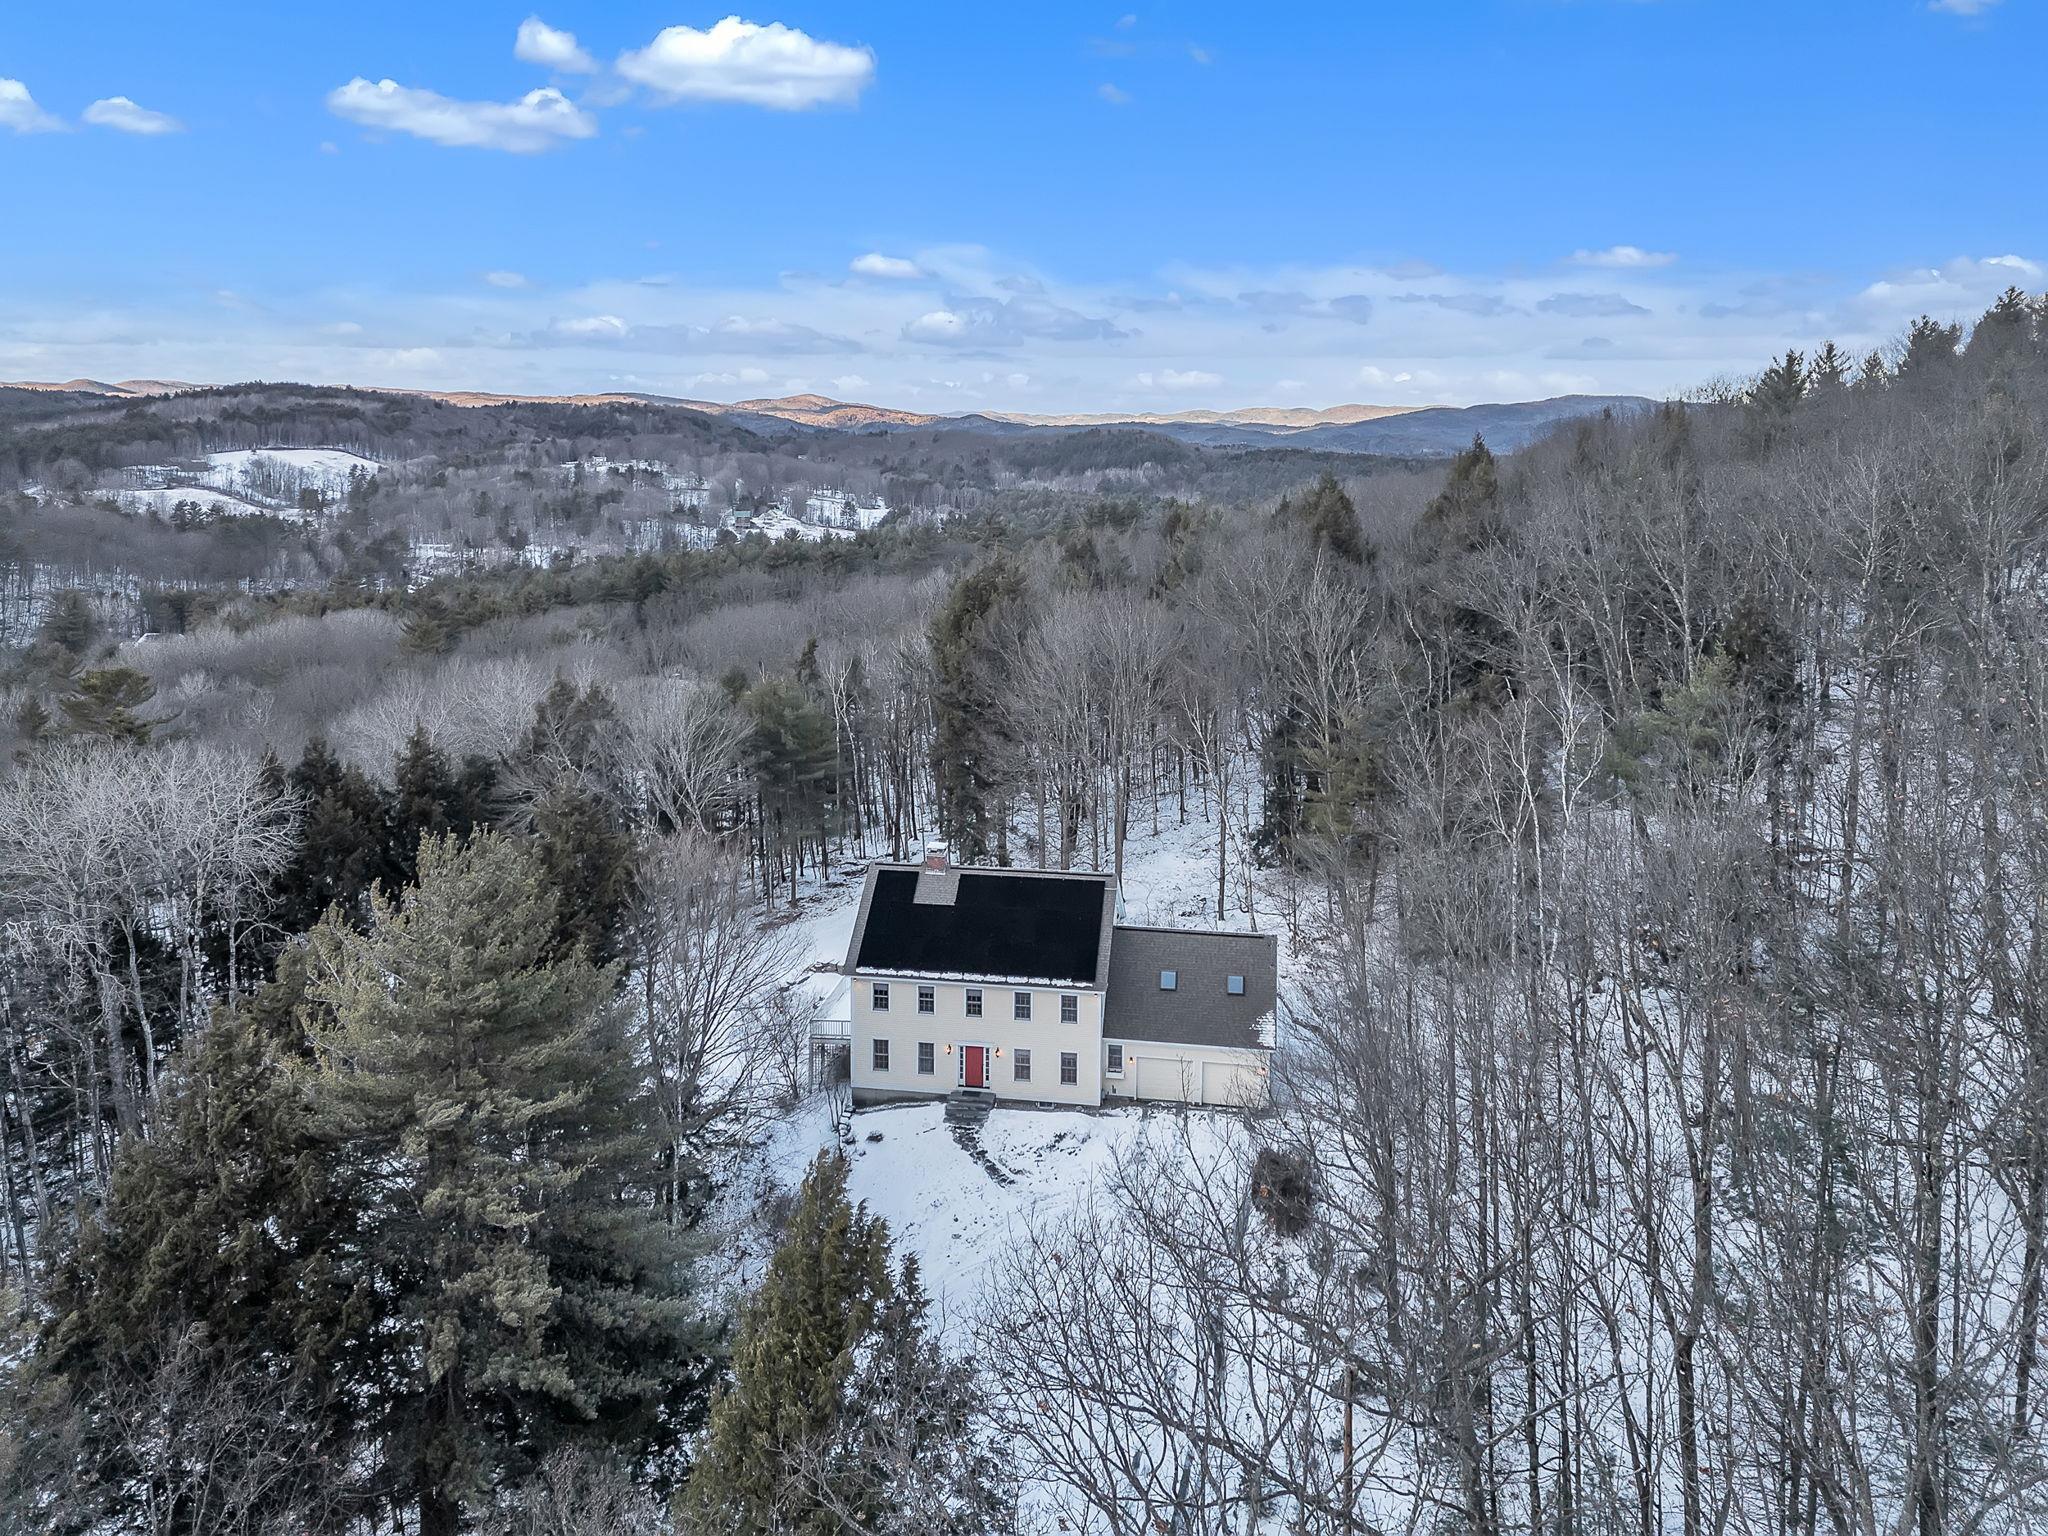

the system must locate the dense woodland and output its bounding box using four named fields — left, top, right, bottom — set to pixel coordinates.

left=2, top=293, right=2048, bottom=1533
